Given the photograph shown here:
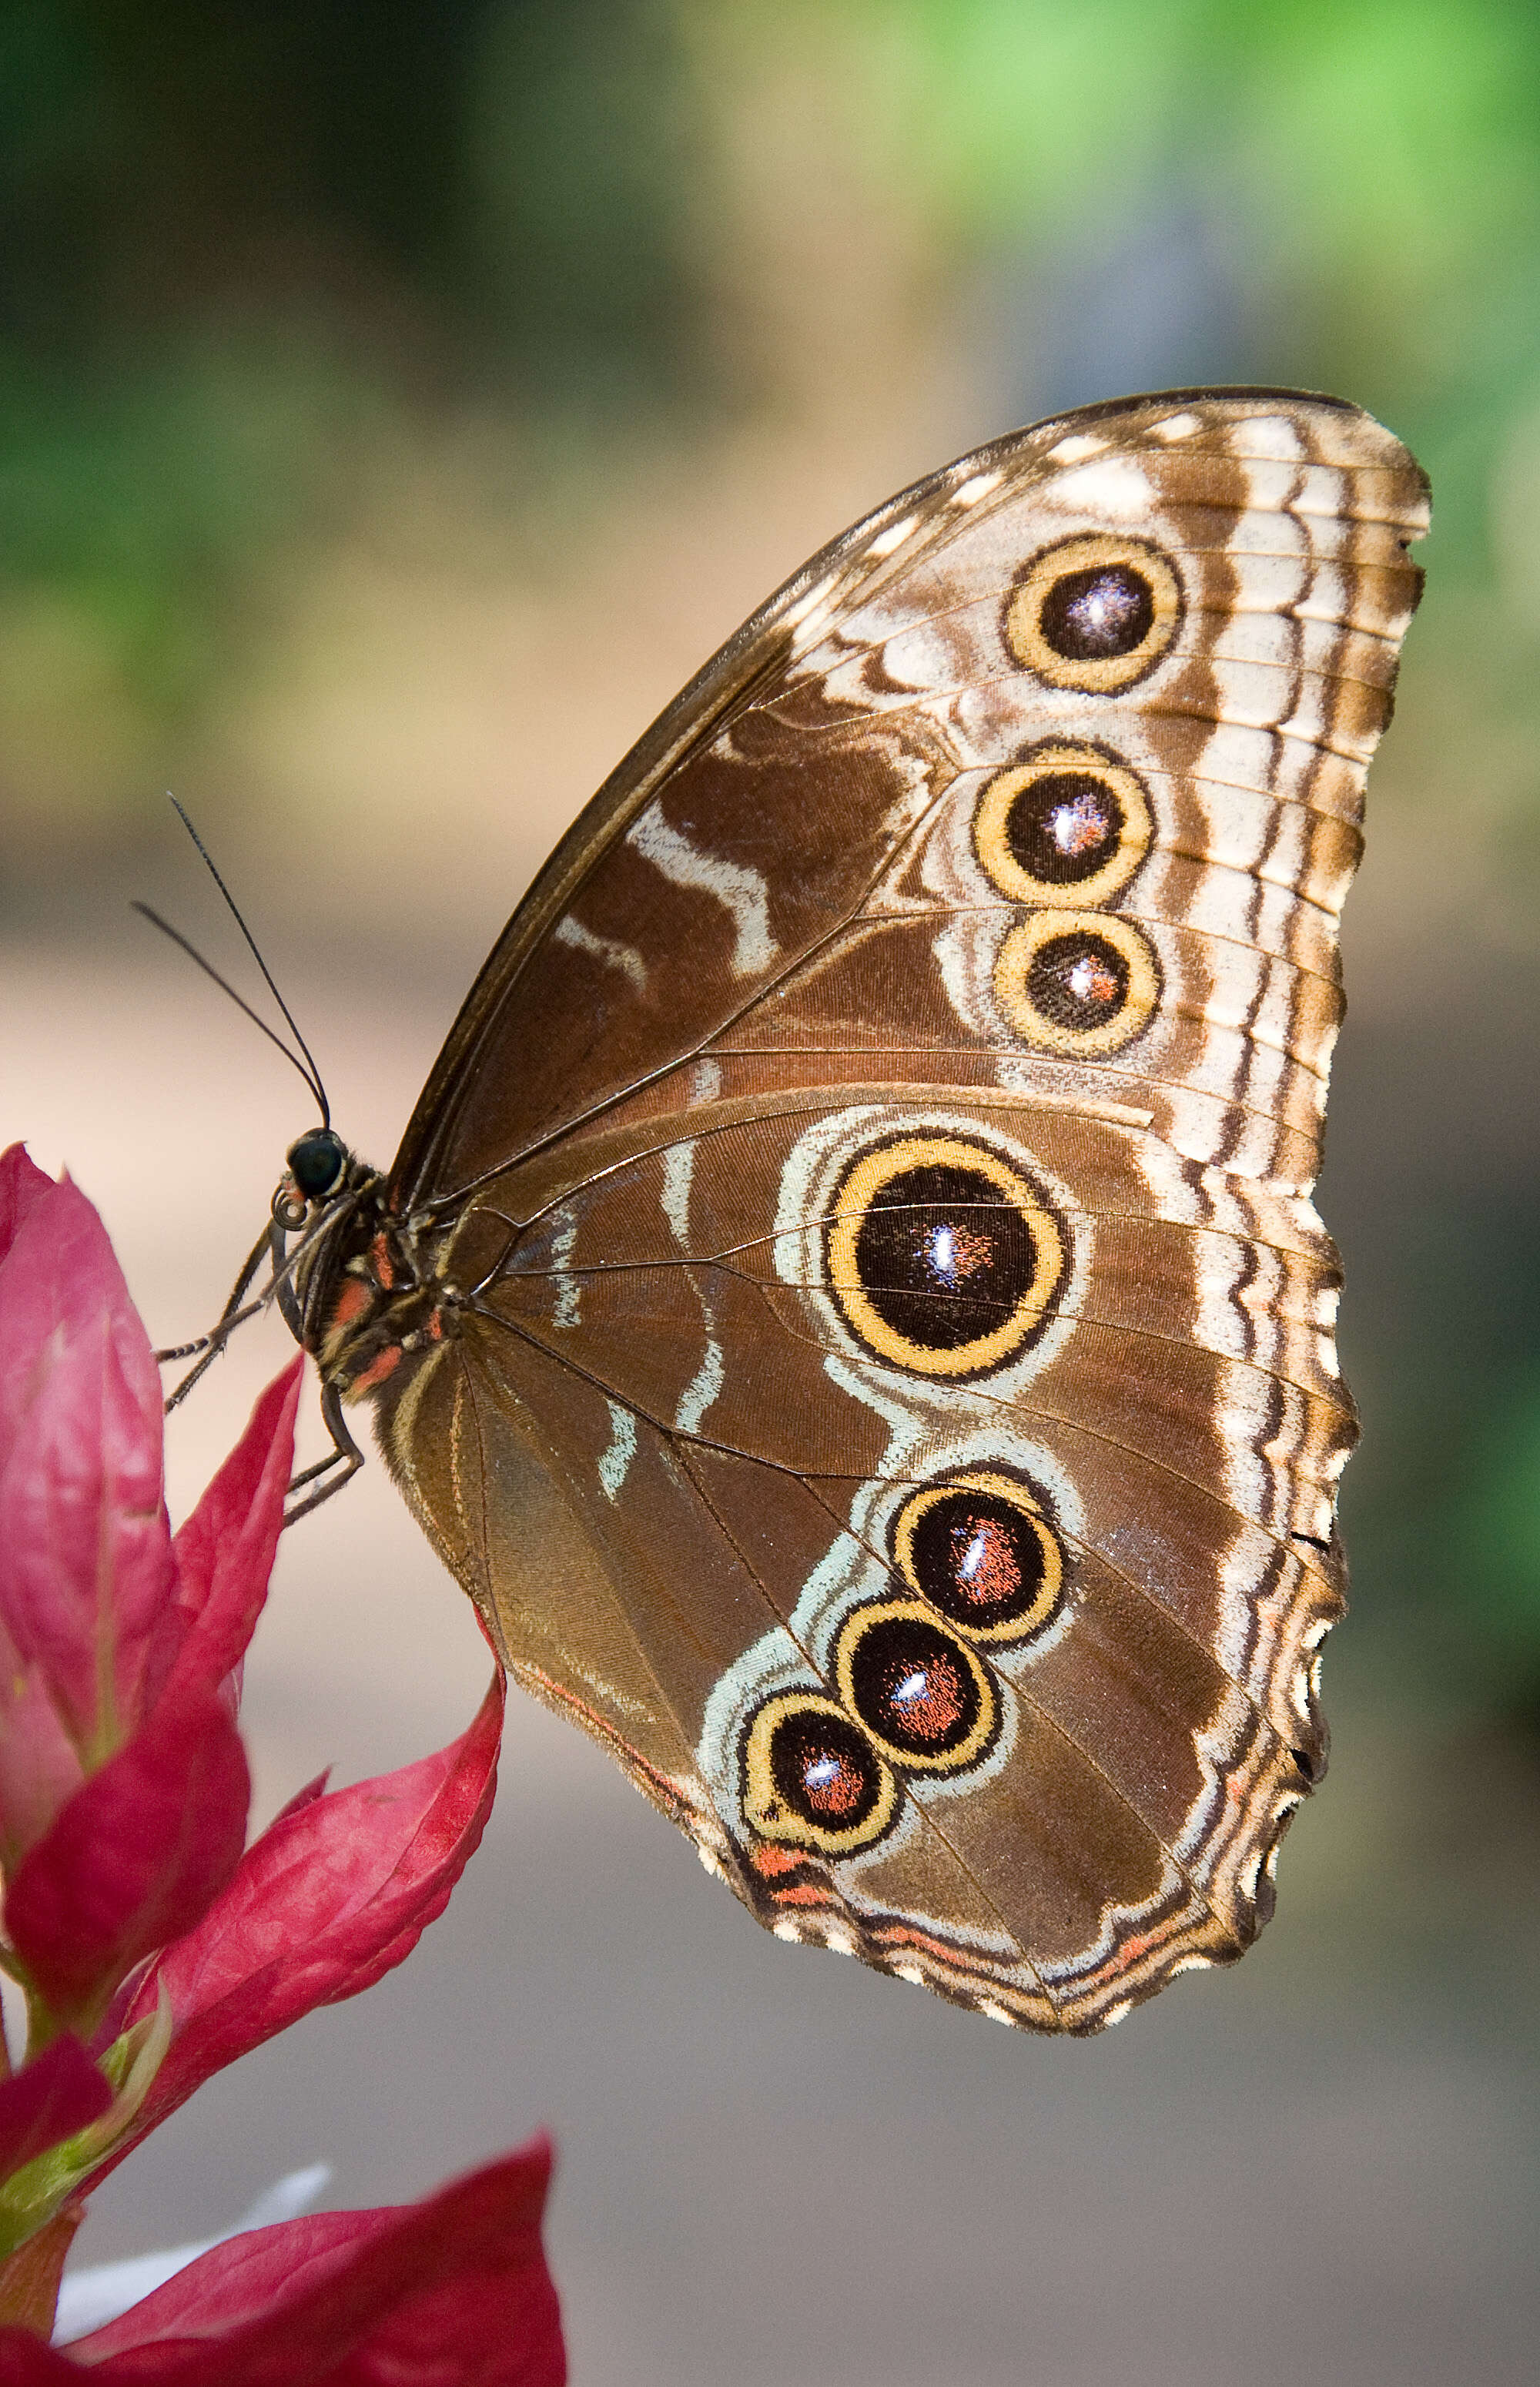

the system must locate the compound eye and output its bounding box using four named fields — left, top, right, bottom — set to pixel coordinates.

left=286, top=1128, right=348, bottom=1200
